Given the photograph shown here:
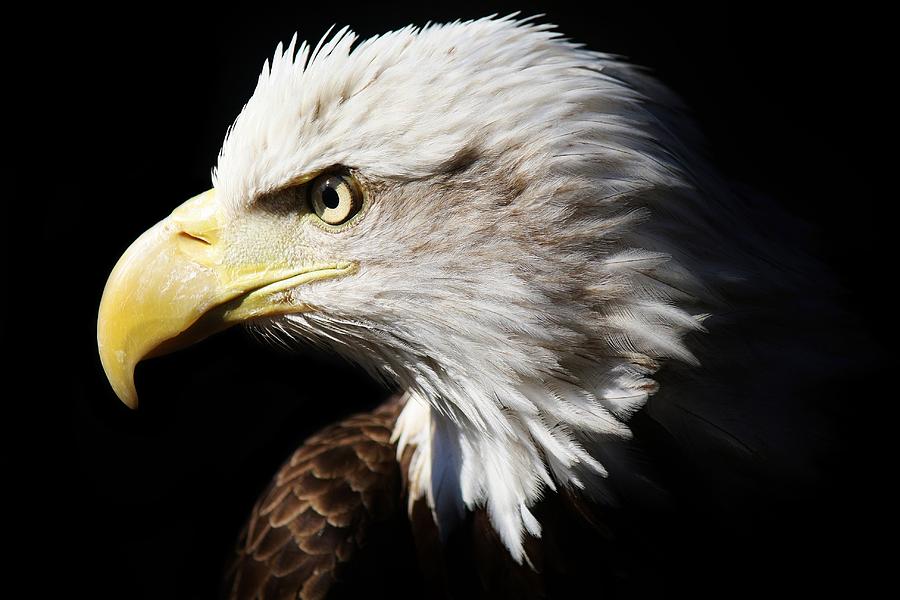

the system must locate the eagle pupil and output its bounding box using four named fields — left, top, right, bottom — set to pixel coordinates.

left=322, top=186, right=340, bottom=209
